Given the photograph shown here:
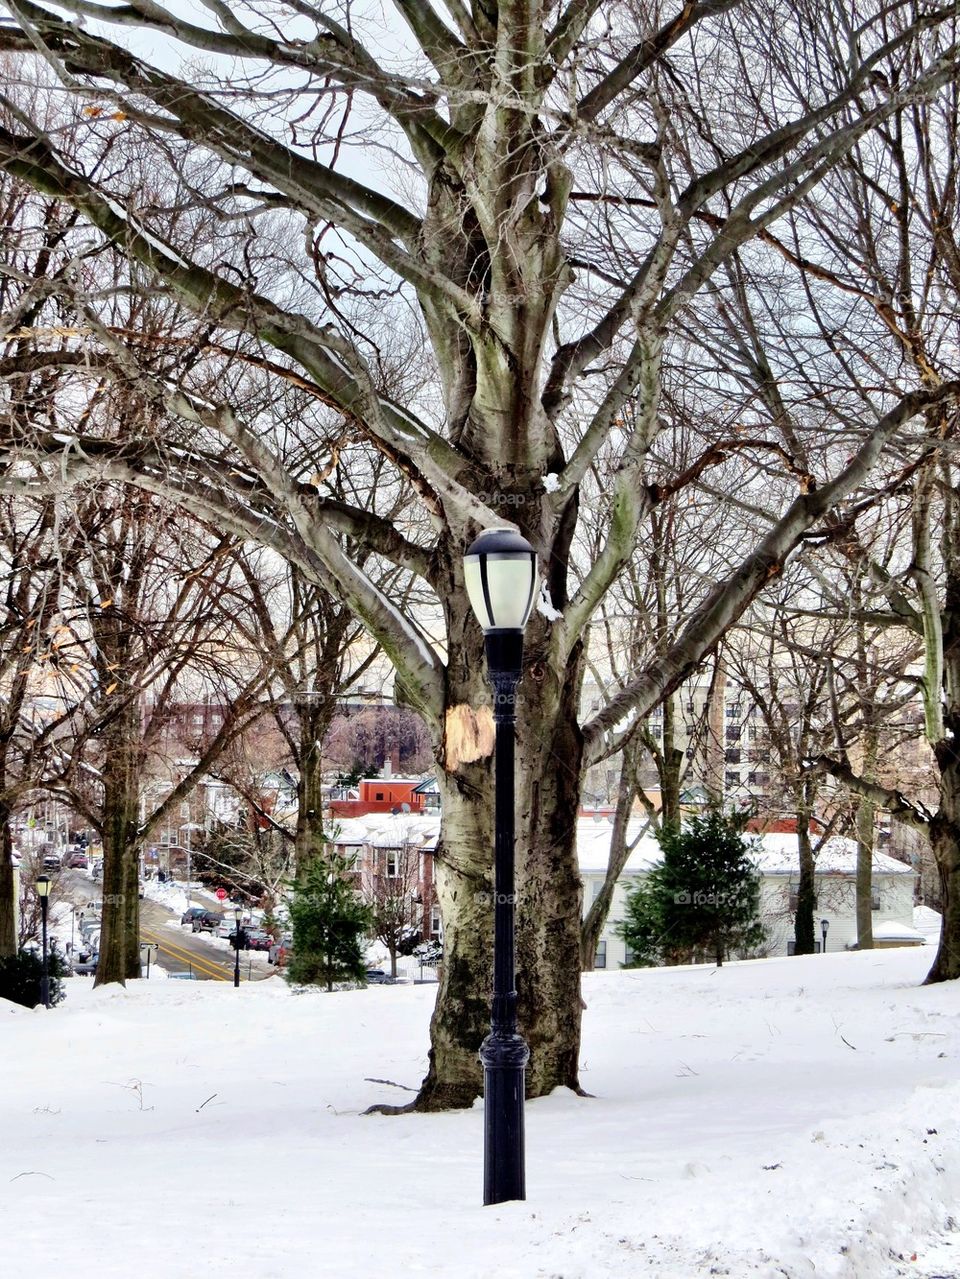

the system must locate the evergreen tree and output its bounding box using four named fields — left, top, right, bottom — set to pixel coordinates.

left=618, top=809, right=765, bottom=967
left=286, top=851, right=372, bottom=991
